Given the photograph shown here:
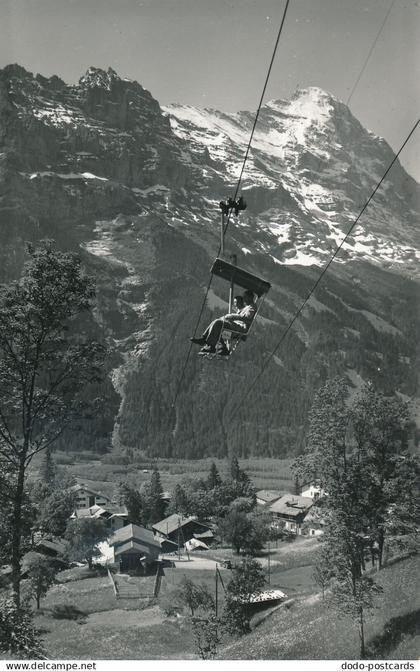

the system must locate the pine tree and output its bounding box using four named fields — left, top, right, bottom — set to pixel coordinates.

left=207, top=462, right=222, bottom=490
left=230, top=455, right=241, bottom=481
left=170, top=484, right=189, bottom=514
left=118, top=482, right=143, bottom=526
left=143, top=468, right=165, bottom=525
